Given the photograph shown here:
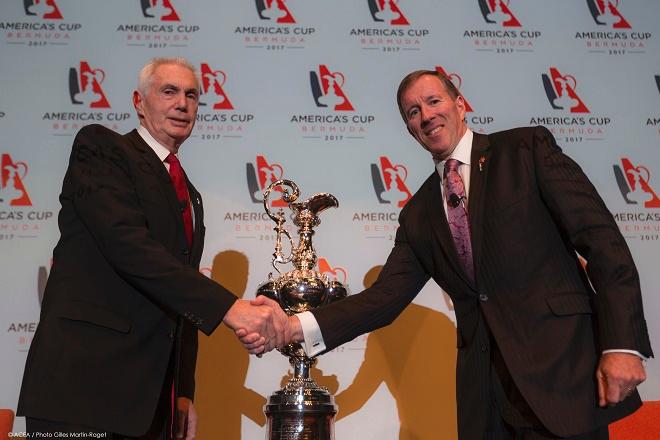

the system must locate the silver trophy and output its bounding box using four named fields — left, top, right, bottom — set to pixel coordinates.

left=256, top=179, right=348, bottom=440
